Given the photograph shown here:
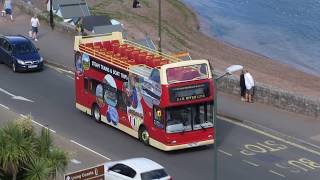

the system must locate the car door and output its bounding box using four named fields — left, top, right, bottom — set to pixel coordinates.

left=0, top=38, right=5, bottom=63
left=2, top=40, right=13, bottom=65
left=105, top=164, right=137, bottom=180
